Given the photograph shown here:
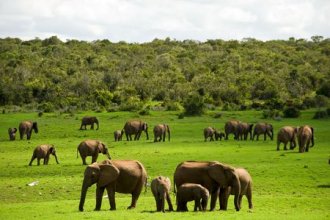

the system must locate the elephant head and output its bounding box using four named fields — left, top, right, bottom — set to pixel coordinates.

left=79, top=162, right=120, bottom=211
left=8, top=128, right=17, bottom=141
left=32, top=122, right=39, bottom=133
left=98, top=142, right=111, bottom=159
left=49, top=145, right=59, bottom=164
